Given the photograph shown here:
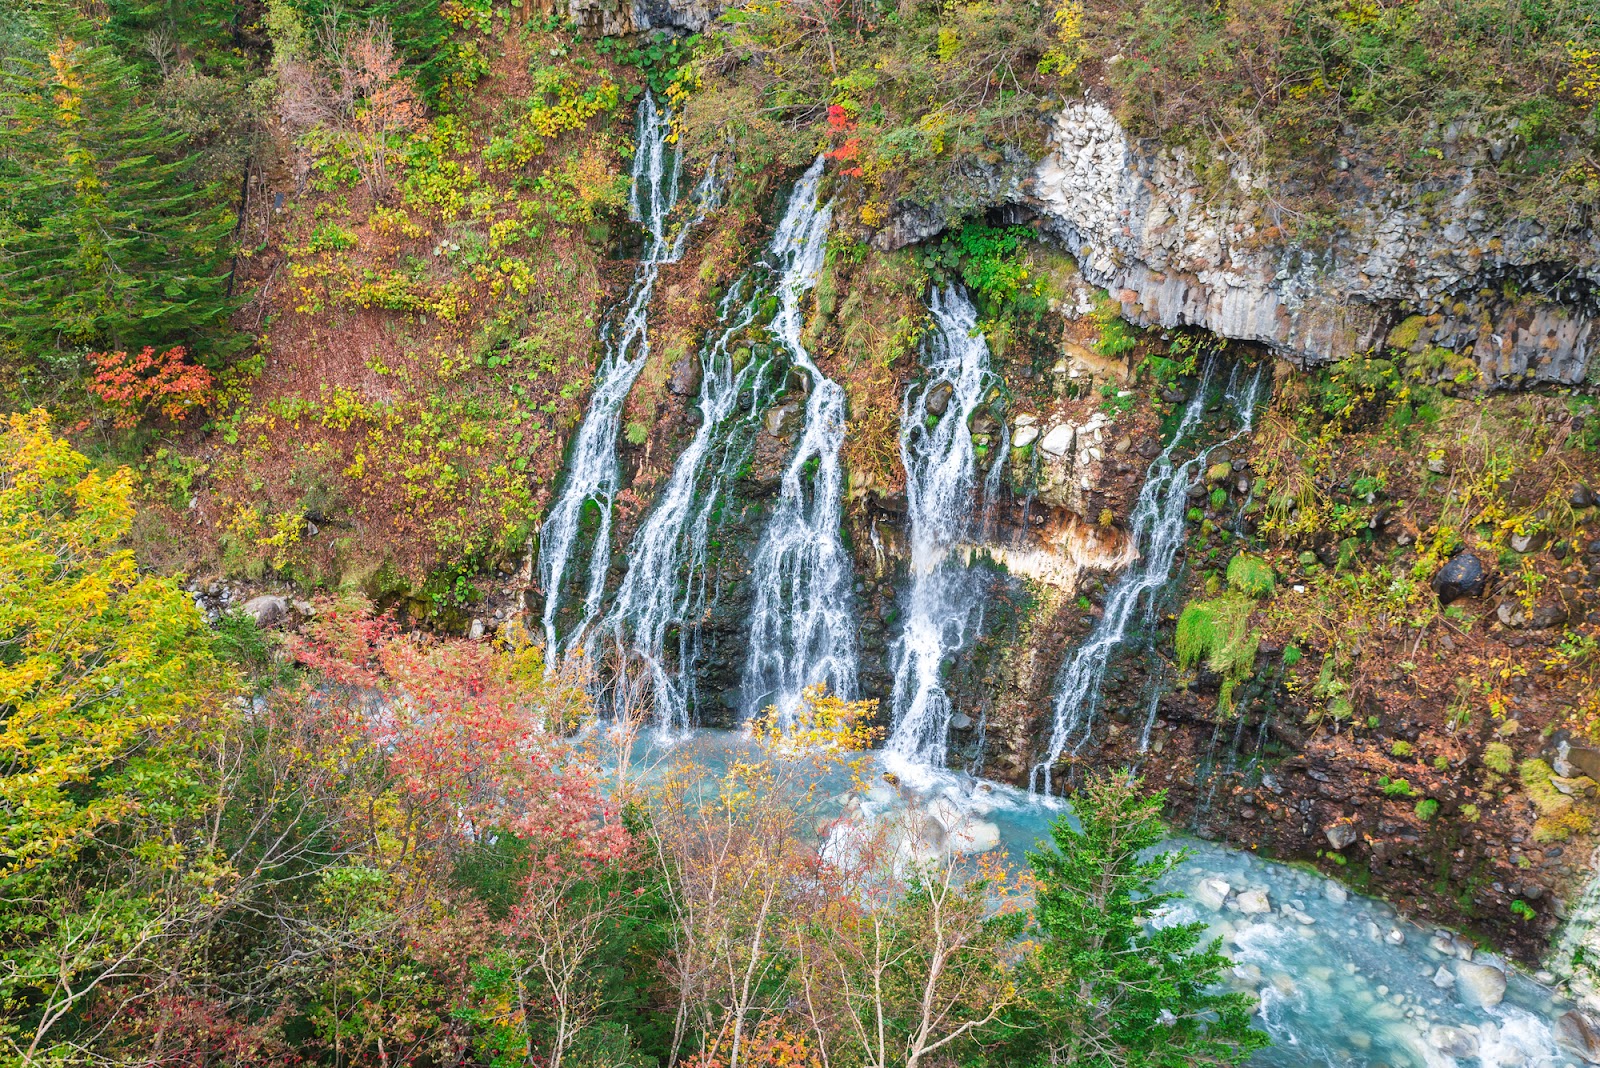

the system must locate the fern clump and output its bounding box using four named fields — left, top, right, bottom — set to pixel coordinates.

left=1176, top=594, right=1260, bottom=716
left=1226, top=553, right=1275, bottom=598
